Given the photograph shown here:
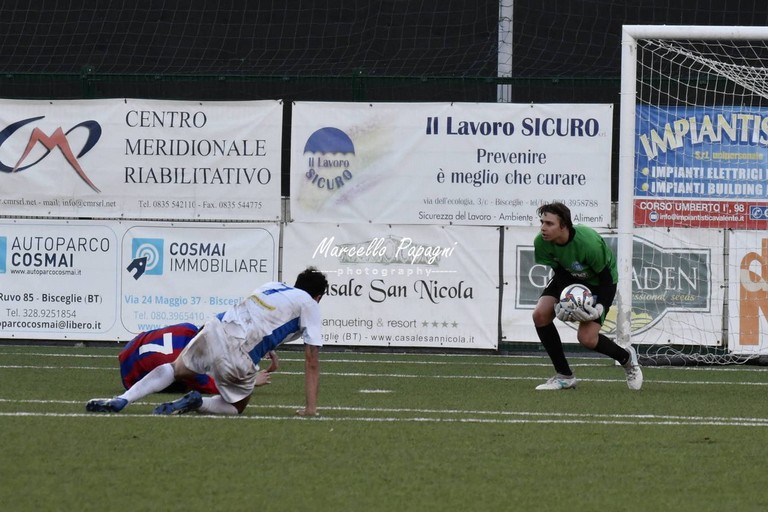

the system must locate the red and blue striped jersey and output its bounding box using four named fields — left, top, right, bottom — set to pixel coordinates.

left=119, top=323, right=219, bottom=394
